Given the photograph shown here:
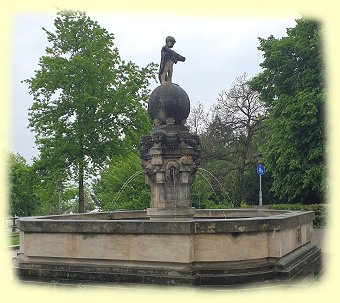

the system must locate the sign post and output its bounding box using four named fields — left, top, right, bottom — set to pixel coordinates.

left=256, top=165, right=265, bottom=206
left=56, top=180, right=63, bottom=215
